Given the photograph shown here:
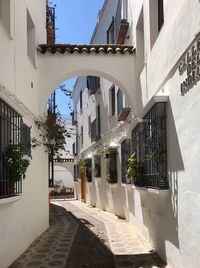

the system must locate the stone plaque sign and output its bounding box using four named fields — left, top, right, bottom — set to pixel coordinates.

left=179, top=34, right=200, bottom=95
